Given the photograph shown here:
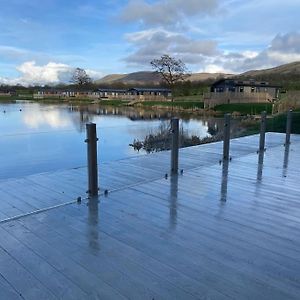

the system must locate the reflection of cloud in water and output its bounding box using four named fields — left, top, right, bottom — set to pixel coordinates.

left=181, top=119, right=211, bottom=137
left=23, top=108, right=71, bottom=129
